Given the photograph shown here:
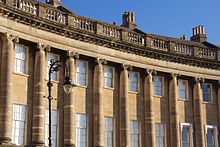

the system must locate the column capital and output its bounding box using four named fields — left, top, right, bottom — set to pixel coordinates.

left=67, top=51, right=79, bottom=59
left=37, top=43, right=50, bottom=51
left=95, top=58, right=107, bottom=65
left=146, top=69, right=156, bottom=76
left=1, top=33, right=19, bottom=43
left=121, top=64, right=132, bottom=71
left=194, top=77, right=204, bottom=83
left=171, top=73, right=180, bottom=79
